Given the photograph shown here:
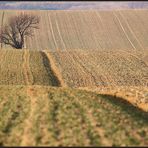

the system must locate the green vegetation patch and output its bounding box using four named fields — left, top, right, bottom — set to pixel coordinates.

left=0, top=86, right=148, bottom=146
